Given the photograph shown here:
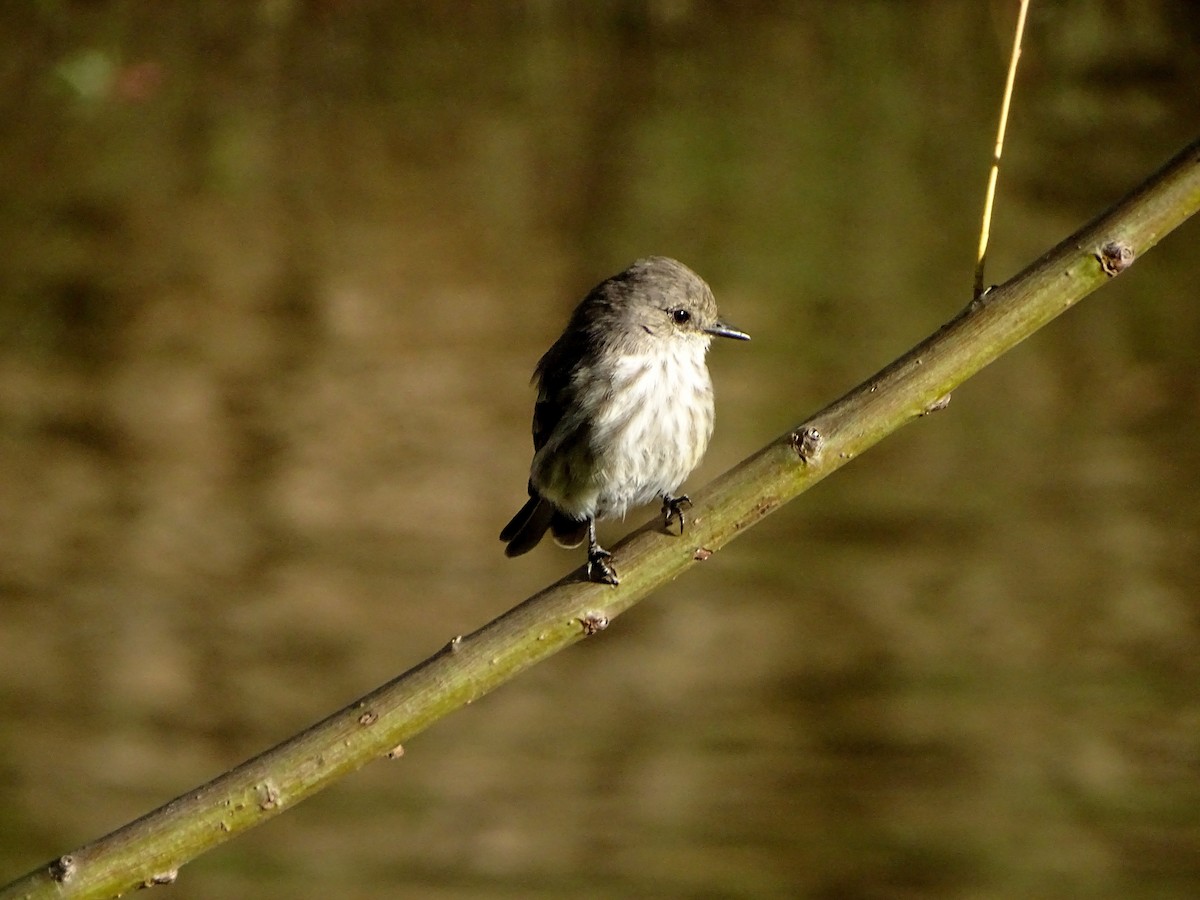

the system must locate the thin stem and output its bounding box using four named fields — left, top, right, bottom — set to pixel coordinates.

left=974, top=0, right=1032, bottom=300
